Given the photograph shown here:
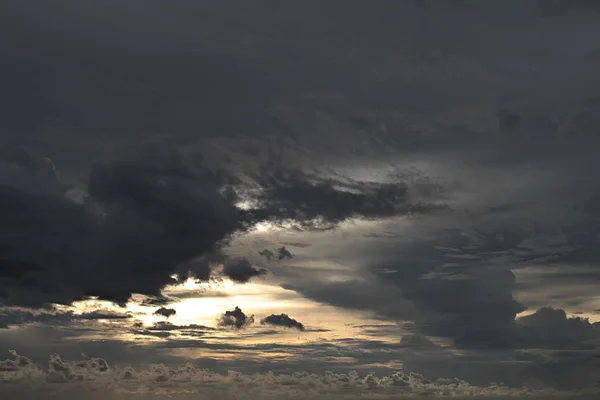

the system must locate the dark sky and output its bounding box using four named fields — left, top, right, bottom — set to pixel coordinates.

left=1, top=1, right=600, bottom=398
